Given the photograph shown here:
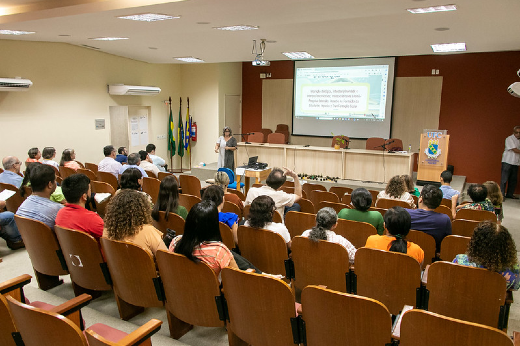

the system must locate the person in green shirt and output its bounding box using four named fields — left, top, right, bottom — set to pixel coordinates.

left=151, top=175, right=188, bottom=221
left=338, top=187, right=384, bottom=235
